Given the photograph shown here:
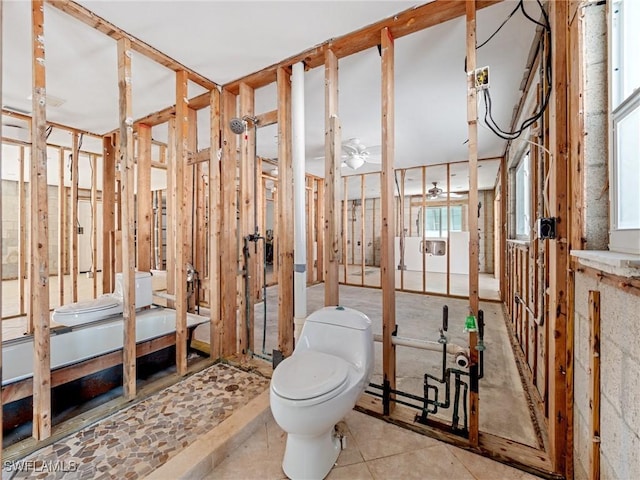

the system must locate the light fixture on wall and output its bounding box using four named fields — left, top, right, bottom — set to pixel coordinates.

left=343, top=155, right=365, bottom=170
